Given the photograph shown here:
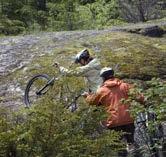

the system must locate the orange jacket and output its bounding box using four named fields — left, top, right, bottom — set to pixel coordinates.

left=86, top=78, right=134, bottom=128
